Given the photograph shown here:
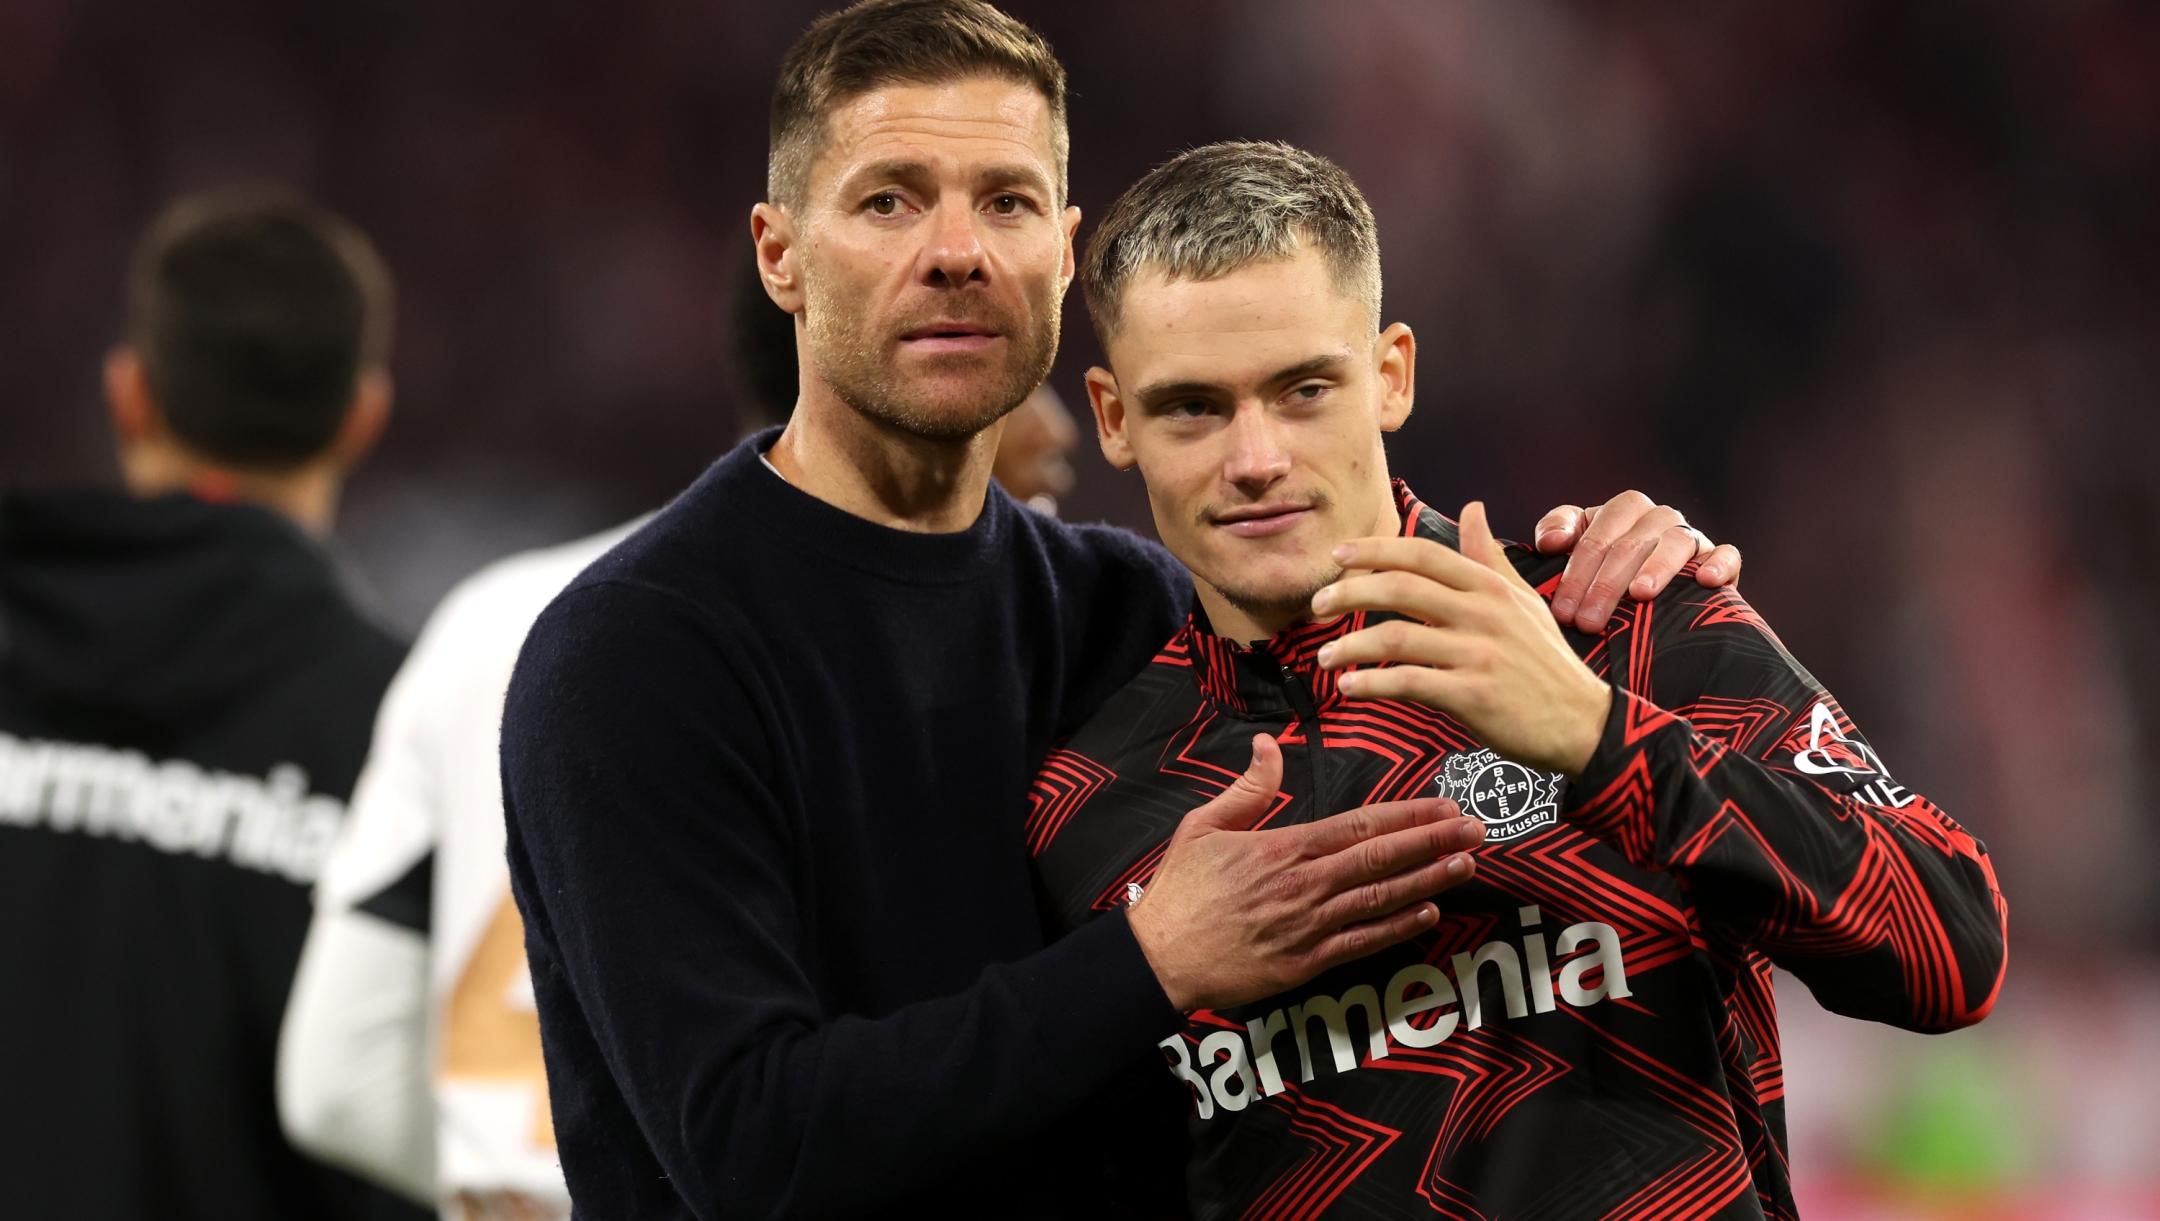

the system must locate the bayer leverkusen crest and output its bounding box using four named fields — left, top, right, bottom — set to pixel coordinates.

left=1435, top=749, right=1565, bottom=843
